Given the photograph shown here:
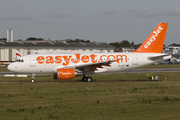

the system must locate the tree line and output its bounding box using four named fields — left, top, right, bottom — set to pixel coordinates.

left=1, top=37, right=179, bottom=48
left=109, top=40, right=142, bottom=48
